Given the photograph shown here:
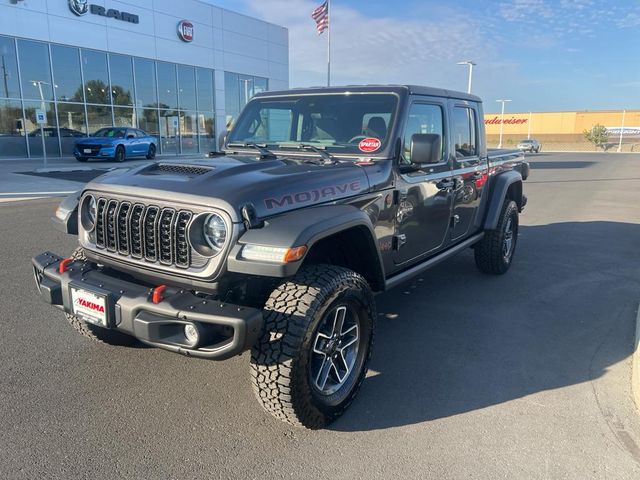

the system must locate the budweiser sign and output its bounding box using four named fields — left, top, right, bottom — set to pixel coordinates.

left=485, top=116, right=528, bottom=125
